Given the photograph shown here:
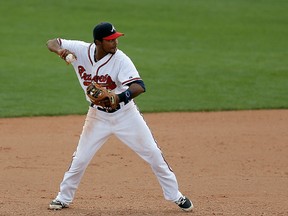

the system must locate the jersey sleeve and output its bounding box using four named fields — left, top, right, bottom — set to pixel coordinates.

left=57, top=38, right=87, bottom=54
left=118, top=55, right=142, bottom=86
